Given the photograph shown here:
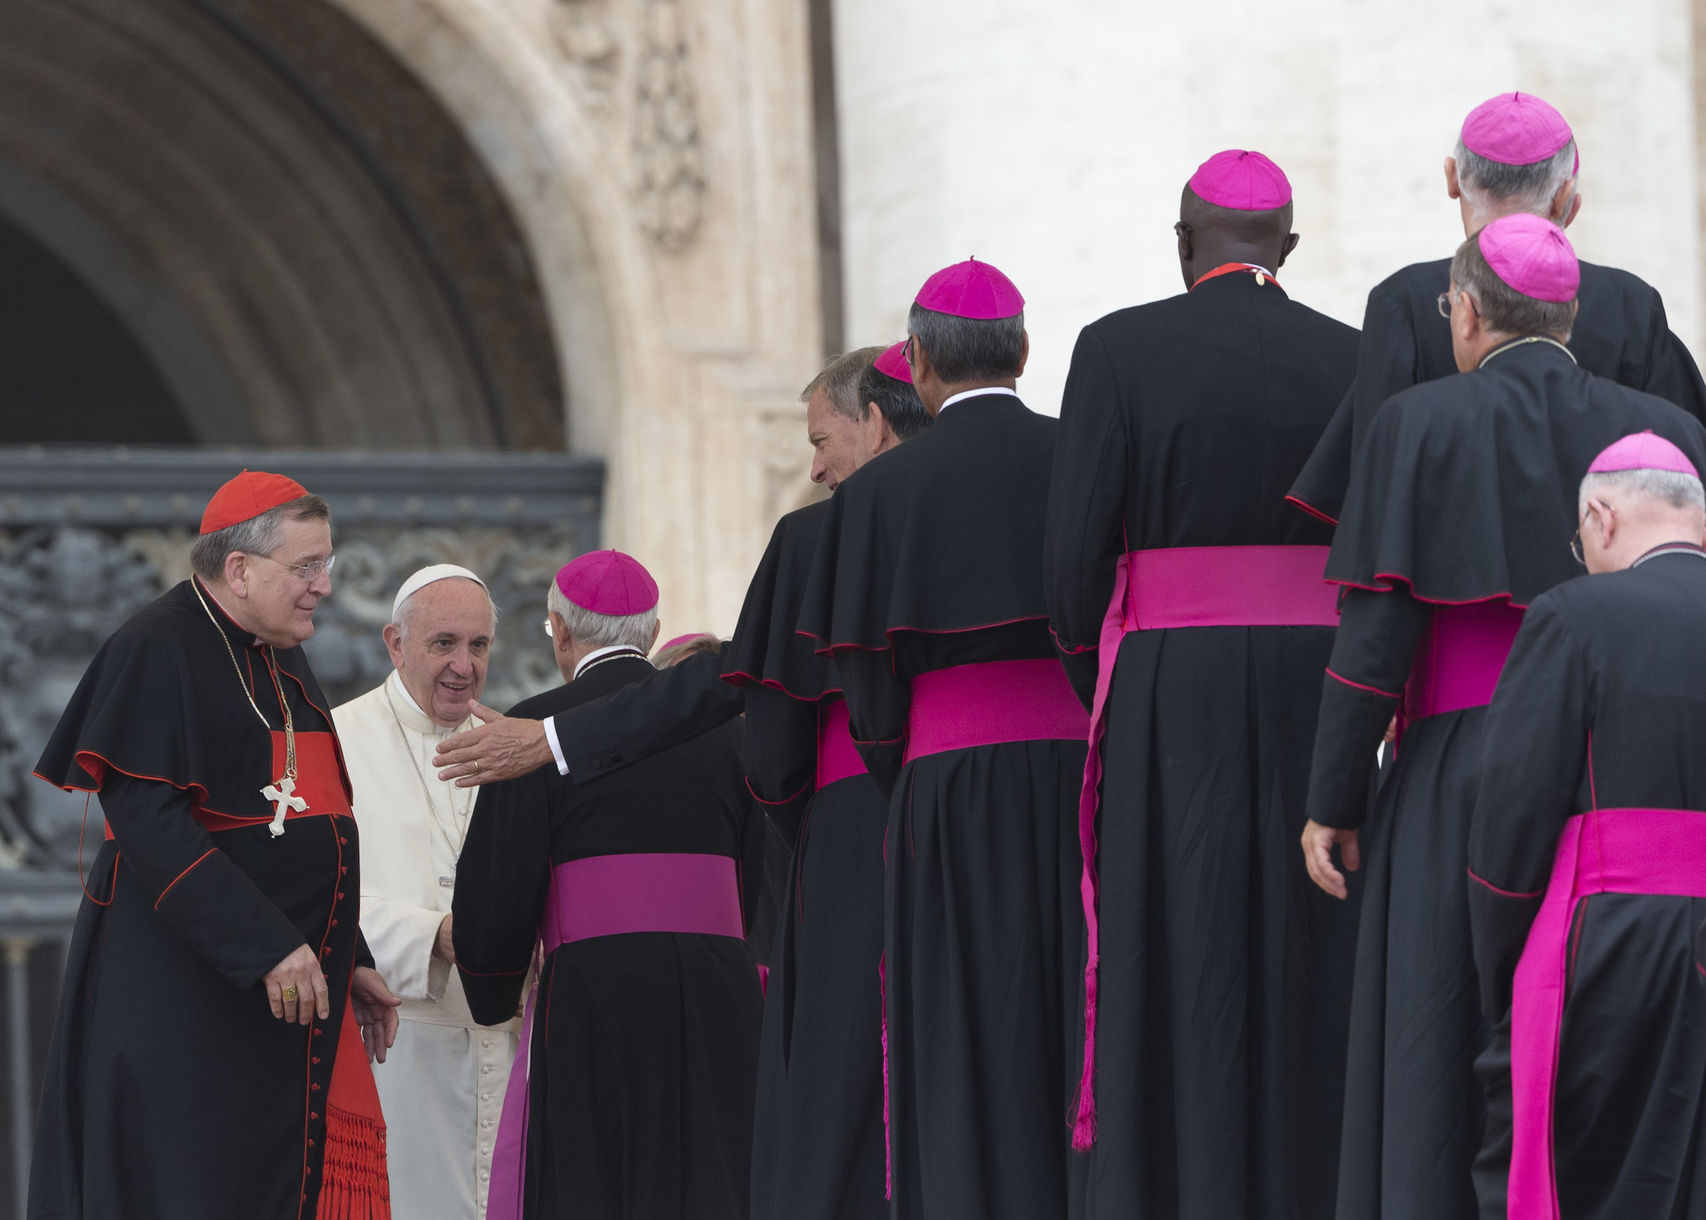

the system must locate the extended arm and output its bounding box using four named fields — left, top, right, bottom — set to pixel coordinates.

left=834, top=650, right=910, bottom=799
left=453, top=768, right=553, bottom=1025
left=741, top=684, right=819, bottom=849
